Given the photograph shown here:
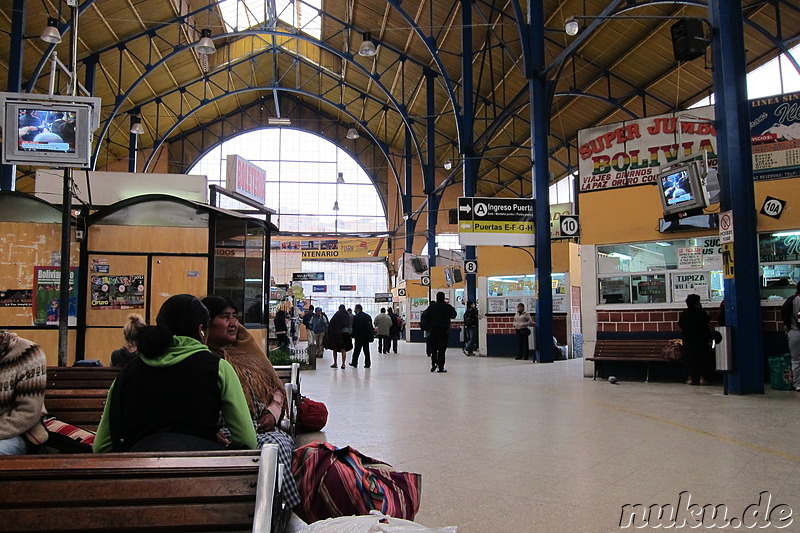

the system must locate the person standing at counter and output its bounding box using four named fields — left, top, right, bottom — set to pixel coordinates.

left=678, top=294, right=713, bottom=386
left=514, top=303, right=534, bottom=361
